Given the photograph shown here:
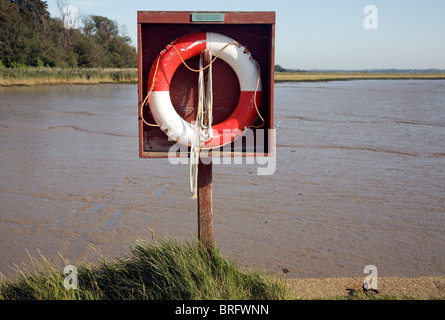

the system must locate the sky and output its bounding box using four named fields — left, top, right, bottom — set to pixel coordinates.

left=46, top=0, right=445, bottom=70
